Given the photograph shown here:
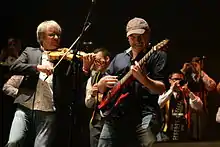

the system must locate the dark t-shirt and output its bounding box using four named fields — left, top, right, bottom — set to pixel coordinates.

left=105, top=47, right=168, bottom=117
